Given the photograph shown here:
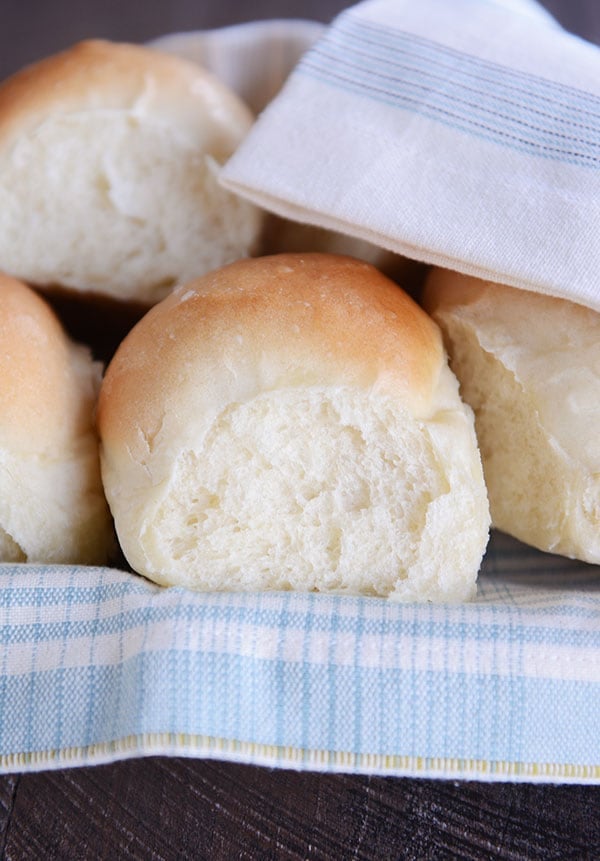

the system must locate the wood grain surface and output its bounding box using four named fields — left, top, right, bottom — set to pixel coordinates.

left=0, top=1, right=599, bottom=859
left=1, top=760, right=599, bottom=860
